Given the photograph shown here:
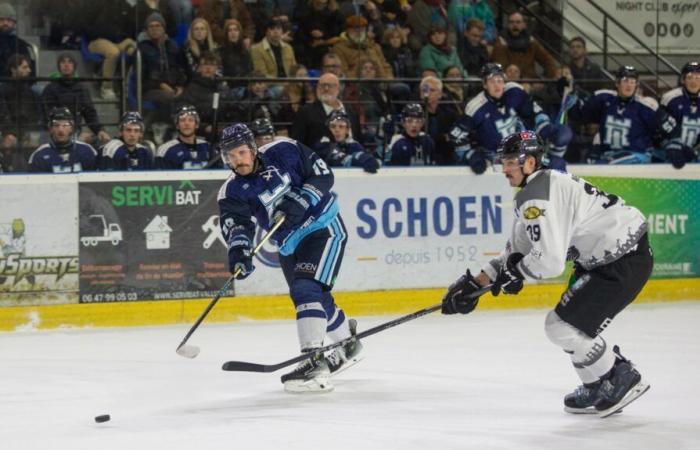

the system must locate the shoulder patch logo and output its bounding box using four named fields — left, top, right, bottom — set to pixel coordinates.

left=523, top=206, right=545, bottom=220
